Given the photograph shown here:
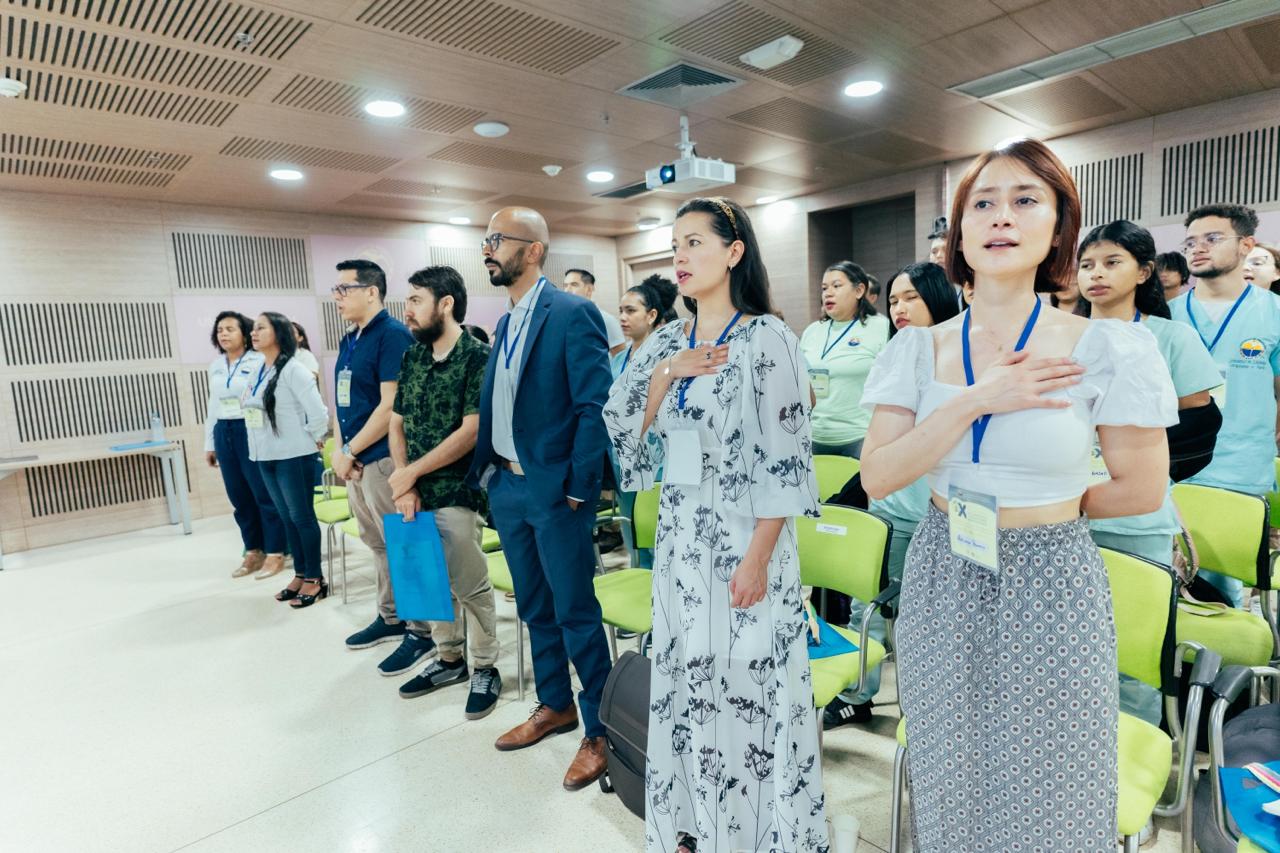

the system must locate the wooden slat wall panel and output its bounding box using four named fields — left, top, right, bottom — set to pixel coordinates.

left=10, top=372, right=182, bottom=443
left=1070, top=153, right=1144, bottom=227
left=1161, top=125, right=1280, bottom=217
left=0, top=302, right=171, bottom=366
left=171, top=232, right=310, bottom=290
left=25, top=443, right=190, bottom=518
